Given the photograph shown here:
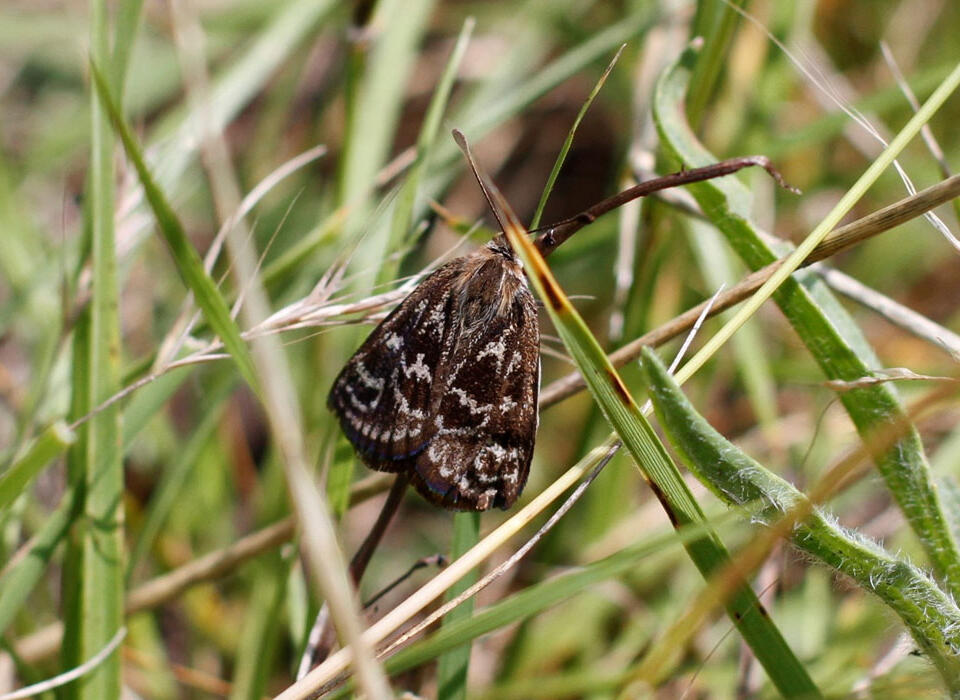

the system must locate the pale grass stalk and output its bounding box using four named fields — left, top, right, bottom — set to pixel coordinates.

left=65, top=283, right=415, bottom=432
left=170, top=3, right=391, bottom=695
left=155, top=143, right=327, bottom=367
